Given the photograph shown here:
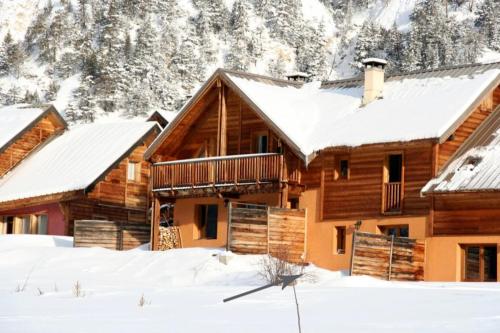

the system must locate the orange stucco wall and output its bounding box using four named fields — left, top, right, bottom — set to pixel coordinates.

left=173, top=193, right=280, bottom=248
left=425, top=236, right=500, bottom=282
left=299, top=188, right=428, bottom=271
